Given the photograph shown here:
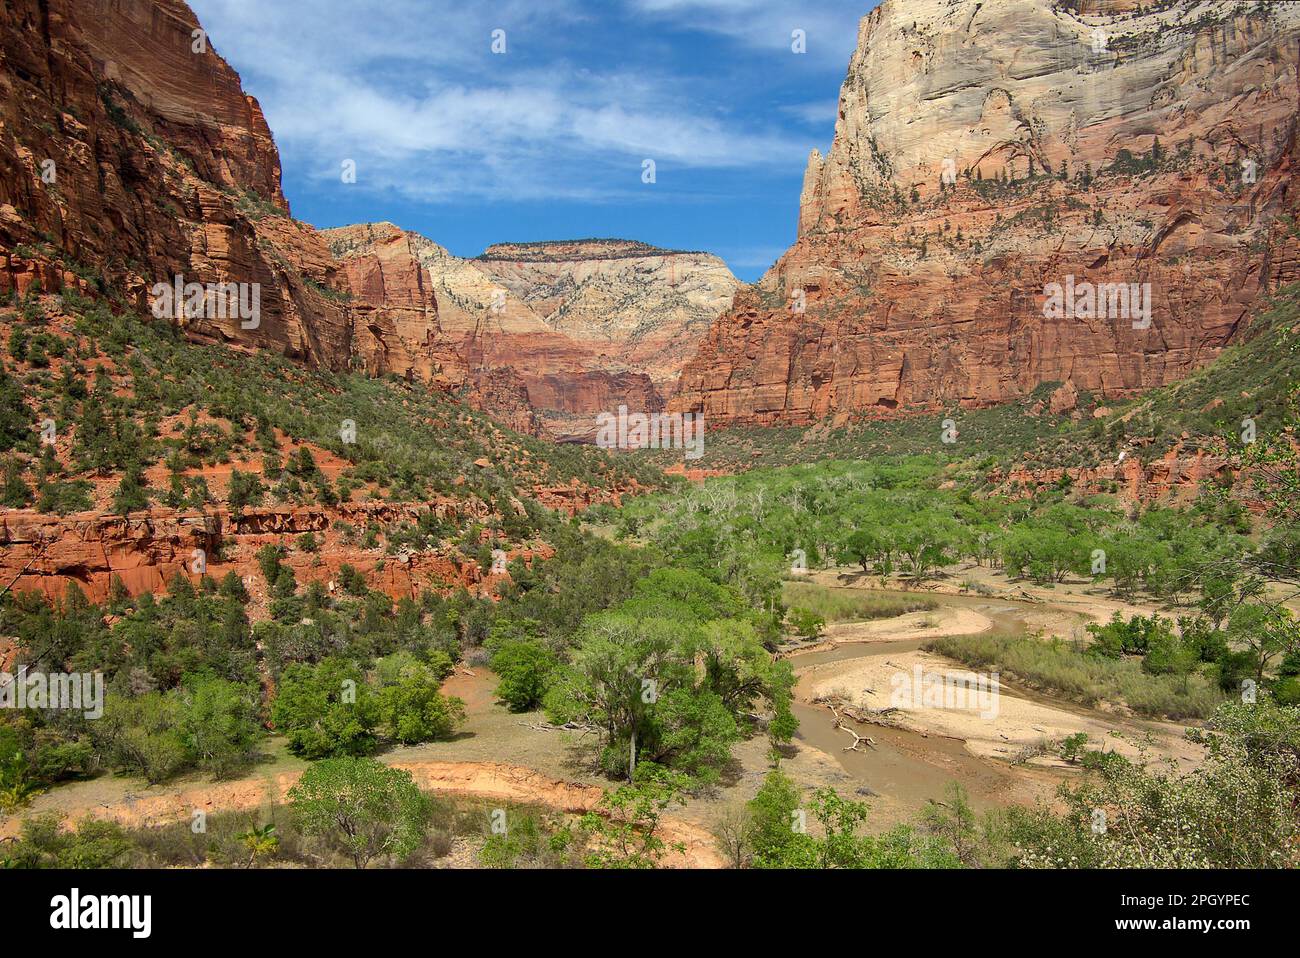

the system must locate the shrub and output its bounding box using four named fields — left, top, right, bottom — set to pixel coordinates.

left=489, top=638, right=558, bottom=712
left=288, top=757, right=431, bottom=868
